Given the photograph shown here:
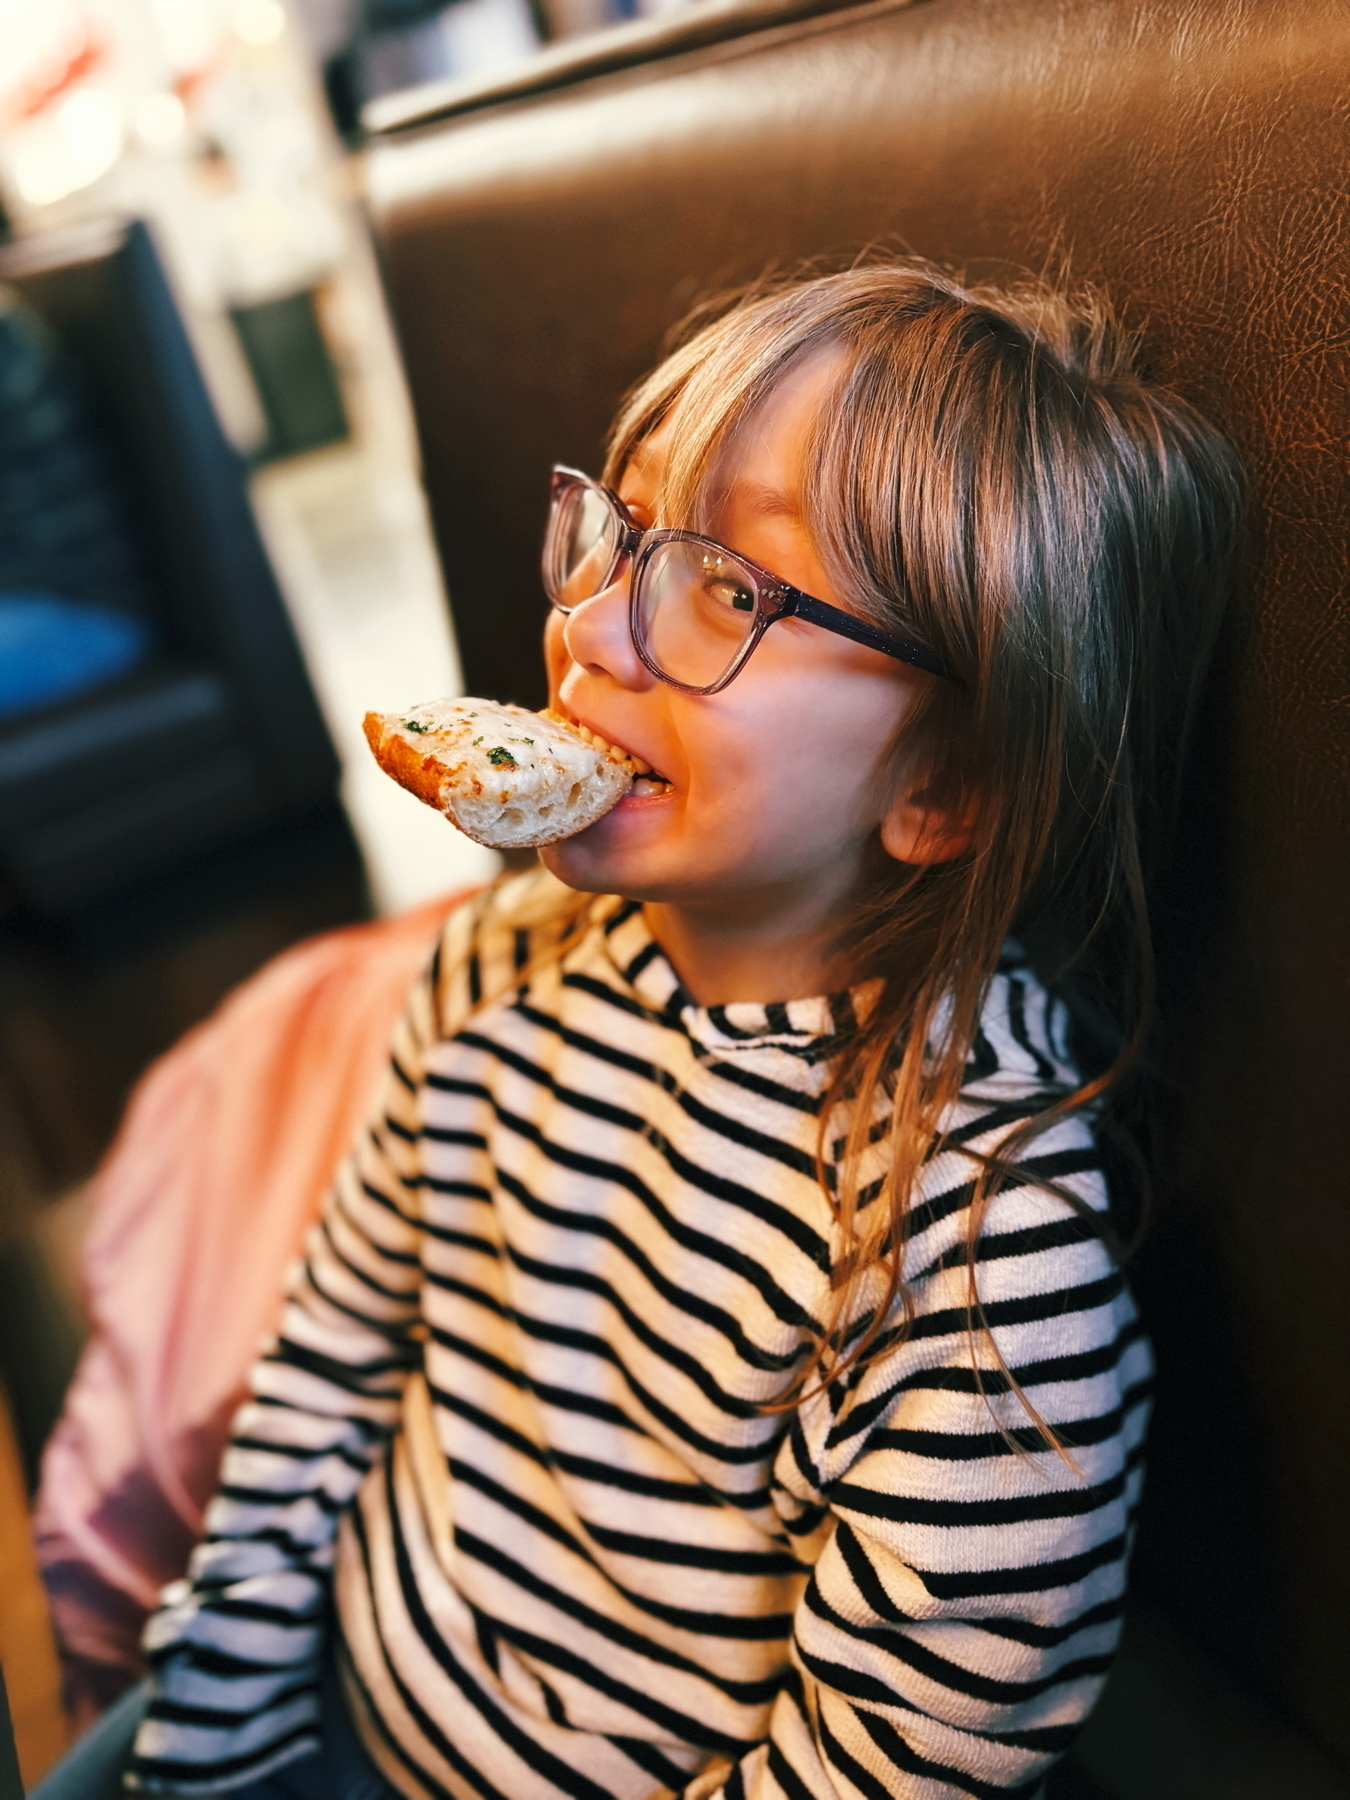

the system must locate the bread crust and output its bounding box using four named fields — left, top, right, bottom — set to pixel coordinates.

left=362, top=713, right=456, bottom=811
